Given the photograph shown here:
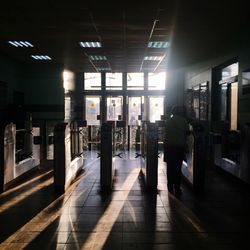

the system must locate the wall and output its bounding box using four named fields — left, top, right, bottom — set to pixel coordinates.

left=23, top=63, right=64, bottom=120
left=0, top=53, right=65, bottom=121
left=166, top=68, right=185, bottom=116
left=0, top=54, right=23, bottom=104
left=183, top=48, right=250, bottom=126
